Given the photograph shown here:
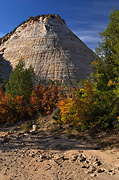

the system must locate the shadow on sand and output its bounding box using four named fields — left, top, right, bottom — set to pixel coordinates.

left=0, top=126, right=97, bottom=152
